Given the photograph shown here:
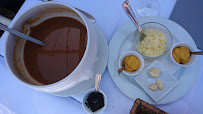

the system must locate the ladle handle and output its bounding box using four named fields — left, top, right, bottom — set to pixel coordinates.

left=0, top=24, right=45, bottom=46
left=95, top=74, right=101, bottom=91
left=122, top=0, right=142, bottom=32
